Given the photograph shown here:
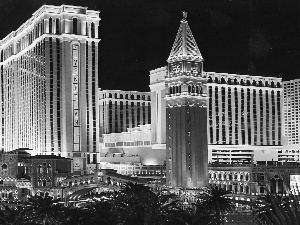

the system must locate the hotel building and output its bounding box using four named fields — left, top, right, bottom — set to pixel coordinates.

left=151, top=71, right=282, bottom=165
left=206, top=72, right=282, bottom=164
left=99, top=90, right=151, bottom=135
left=0, top=5, right=100, bottom=175
left=281, top=79, right=300, bottom=162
